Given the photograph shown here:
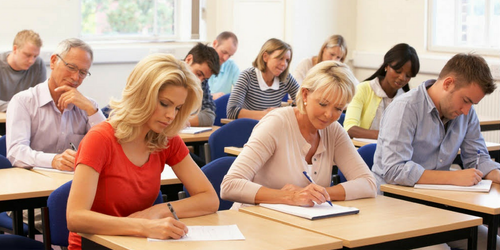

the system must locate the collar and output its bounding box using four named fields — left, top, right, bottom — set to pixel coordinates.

left=255, top=68, right=280, bottom=91
left=421, top=79, right=438, bottom=115
left=370, top=78, right=404, bottom=98
left=39, top=79, right=75, bottom=111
